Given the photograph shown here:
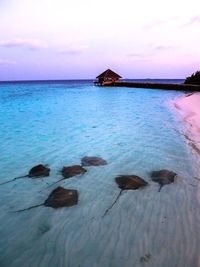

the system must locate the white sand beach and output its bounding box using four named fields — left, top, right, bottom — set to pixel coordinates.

left=174, top=92, right=200, bottom=153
